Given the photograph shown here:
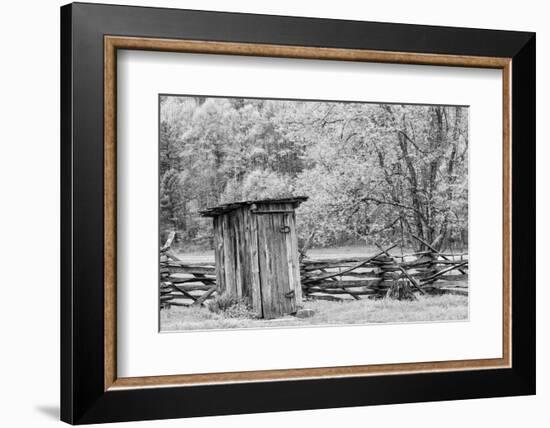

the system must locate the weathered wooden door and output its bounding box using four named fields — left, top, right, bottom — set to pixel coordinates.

left=255, top=210, right=300, bottom=319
